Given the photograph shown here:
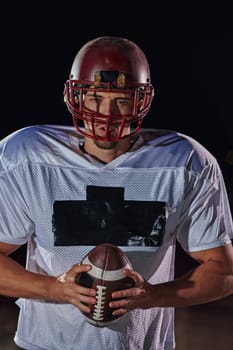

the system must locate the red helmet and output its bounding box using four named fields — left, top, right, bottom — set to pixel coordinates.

left=64, top=36, right=154, bottom=141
